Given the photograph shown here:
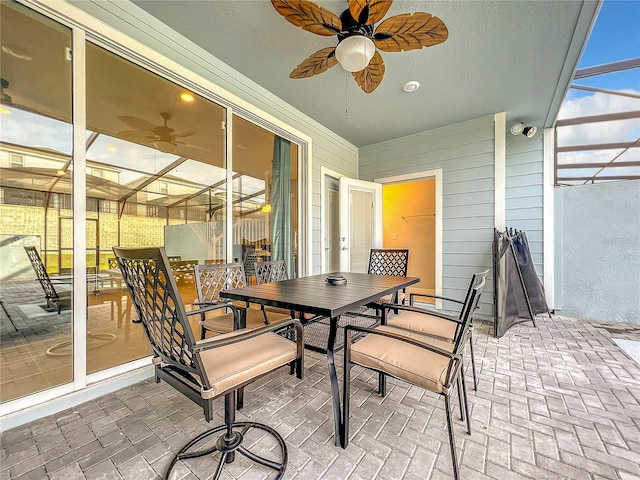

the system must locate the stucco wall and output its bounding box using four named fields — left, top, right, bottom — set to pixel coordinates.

left=556, top=180, right=640, bottom=323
